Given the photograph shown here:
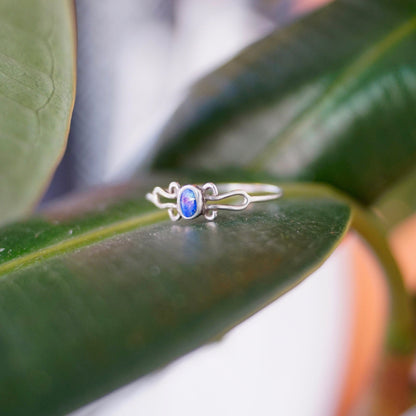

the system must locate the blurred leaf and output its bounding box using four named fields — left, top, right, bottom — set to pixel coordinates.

left=151, top=0, right=416, bottom=205
left=0, top=180, right=350, bottom=415
left=0, top=0, right=76, bottom=224
left=374, top=165, right=416, bottom=229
